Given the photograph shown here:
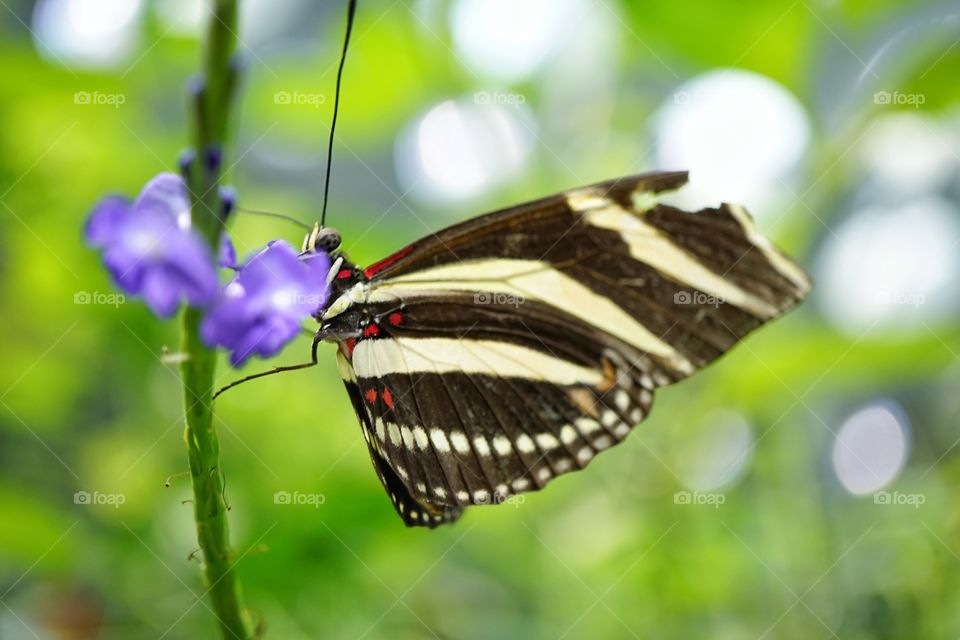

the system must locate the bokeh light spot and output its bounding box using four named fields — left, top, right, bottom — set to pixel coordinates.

left=832, top=400, right=910, bottom=495
left=449, top=0, right=589, bottom=82
left=395, top=98, right=535, bottom=205
left=817, top=197, right=960, bottom=335
left=654, top=69, right=811, bottom=215
left=33, top=0, right=143, bottom=69
left=676, top=410, right=754, bottom=492
left=859, top=113, right=958, bottom=195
